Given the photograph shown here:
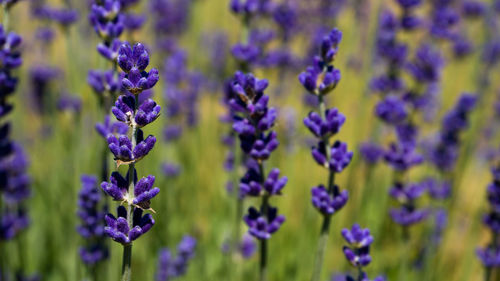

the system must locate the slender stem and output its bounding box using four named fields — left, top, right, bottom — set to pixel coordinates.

left=2, top=4, right=9, bottom=32
left=357, top=267, right=364, bottom=281
left=121, top=244, right=132, bottom=281
left=121, top=99, right=138, bottom=281
left=311, top=95, right=336, bottom=281
left=259, top=194, right=269, bottom=281
left=486, top=267, right=492, bottom=281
